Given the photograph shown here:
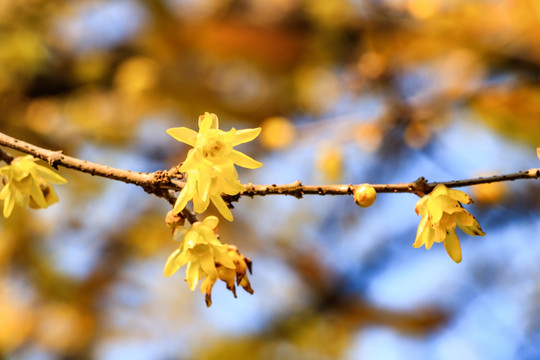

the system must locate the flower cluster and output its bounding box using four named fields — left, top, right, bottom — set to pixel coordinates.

left=413, top=184, right=485, bottom=263
left=167, top=112, right=262, bottom=221
left=164, top=215, right=253, bottom=307
left=0, top=155, right=67, bottom=218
